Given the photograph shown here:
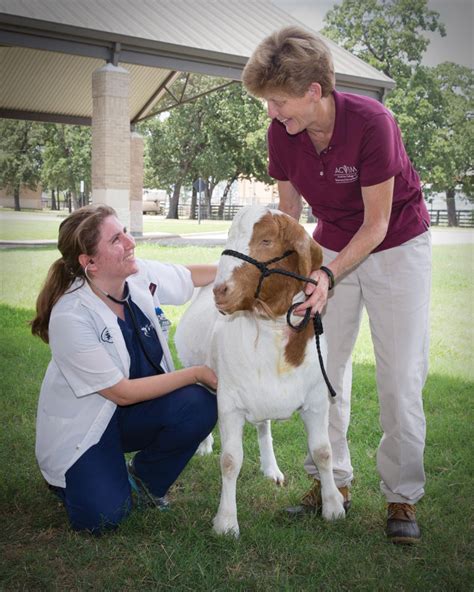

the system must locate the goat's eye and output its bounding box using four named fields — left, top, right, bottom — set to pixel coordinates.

left=261, top=239, right=272, bottom=247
